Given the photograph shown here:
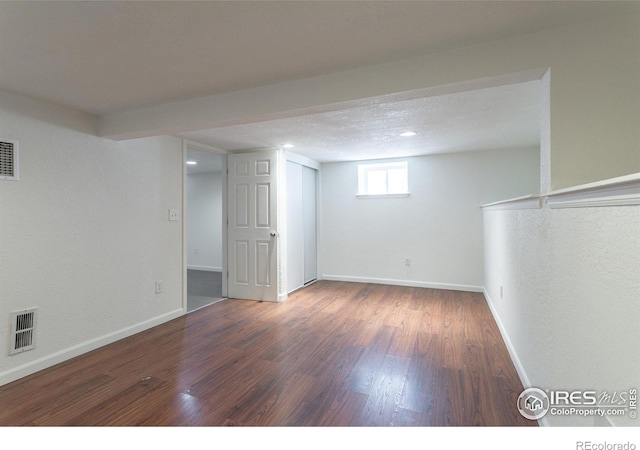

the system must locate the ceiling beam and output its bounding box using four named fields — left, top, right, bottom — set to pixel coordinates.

left=97, top=33, right=548, bottom=141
